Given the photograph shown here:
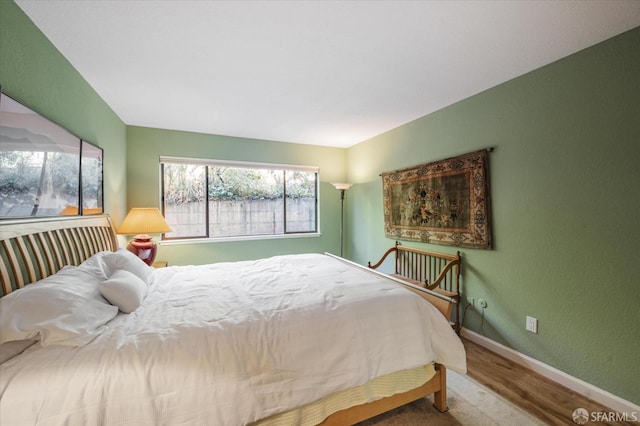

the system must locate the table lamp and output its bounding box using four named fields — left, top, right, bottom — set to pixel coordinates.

left=117, top=208, right=172, bottom=265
